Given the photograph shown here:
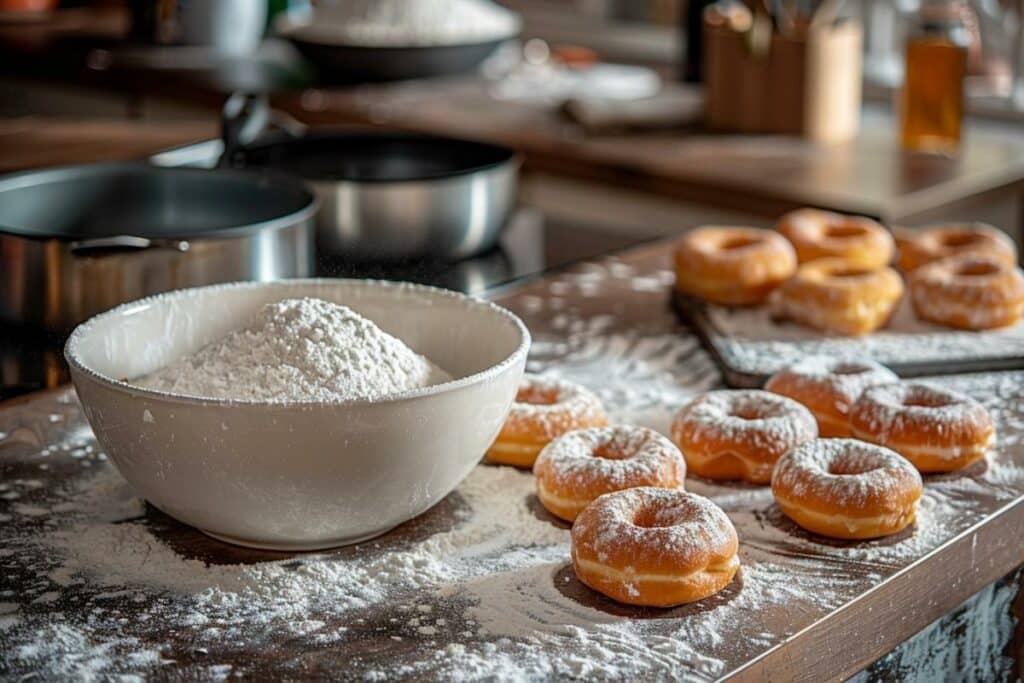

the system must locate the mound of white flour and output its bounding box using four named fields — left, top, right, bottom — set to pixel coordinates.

left=137, top=297, right=451, bottom=402
left=295, top=0, right=520, bottom=47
